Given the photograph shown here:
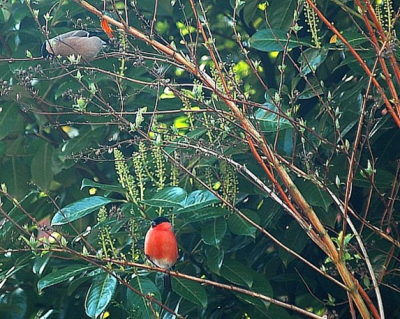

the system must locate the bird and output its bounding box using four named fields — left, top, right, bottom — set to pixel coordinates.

left=144, top=216, right=178, bottom=271
left=41, top=30, right=106, bottom=62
